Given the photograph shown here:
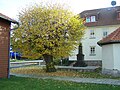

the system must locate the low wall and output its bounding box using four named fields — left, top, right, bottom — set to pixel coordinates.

left=57, top=66, right=100, bottom=72
left=102, top=69, right=120, bottom=77
left=85, top=60, right=102, bottom=66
